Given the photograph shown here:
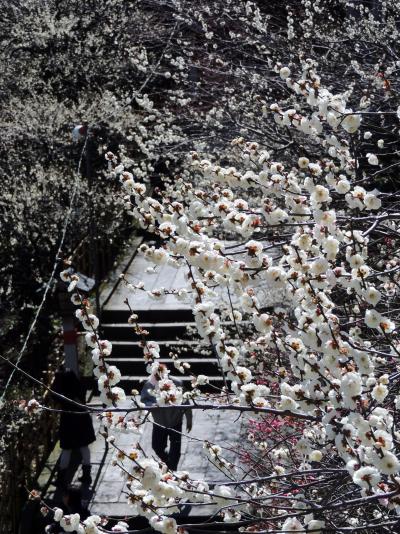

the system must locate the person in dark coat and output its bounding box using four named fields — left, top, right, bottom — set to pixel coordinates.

left=52, top=369, right=96, bottom=487
left=141, top=376, right=192, bottom=471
